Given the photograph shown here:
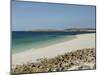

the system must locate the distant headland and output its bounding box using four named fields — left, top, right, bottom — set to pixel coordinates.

left=25, top=28, right=96, bottom=32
